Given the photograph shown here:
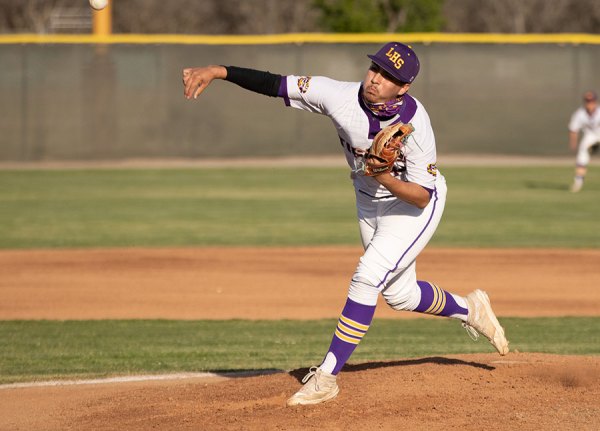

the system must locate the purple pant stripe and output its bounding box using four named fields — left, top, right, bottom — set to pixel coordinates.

left=377, top=187, right=439, bottom=288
